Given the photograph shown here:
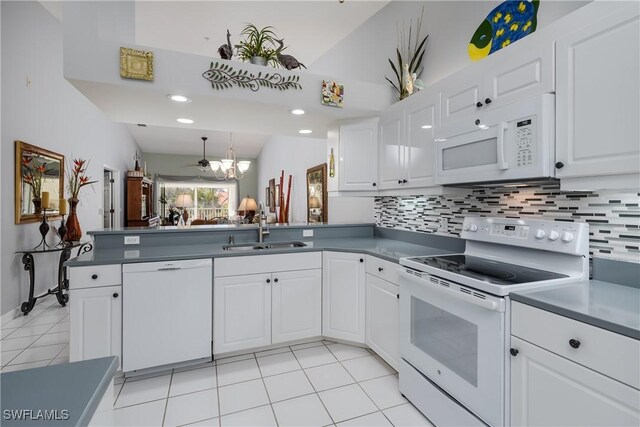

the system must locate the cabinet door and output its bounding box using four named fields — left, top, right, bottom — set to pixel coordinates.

left=339, top=120, right=379, bottom=191
left=322, top=252, right=366, bottom=343
left=378, top=105, right=404, bottom=190
left=440, top=67, right=483, bottom=127
left=404, top=91, right=439, bottom=188
left=511, top=336, right=640, bottom=427
left=483, top=38, right=554, bottom=112
left=365, top=274, right=399, bottom=370
left=556, top=6, right=640, bottom=179
left=69, top=285, right=122, bottom=370
left=271, top=269, right=322, bottom=344
left=214, top=273, right=271, bottom=354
